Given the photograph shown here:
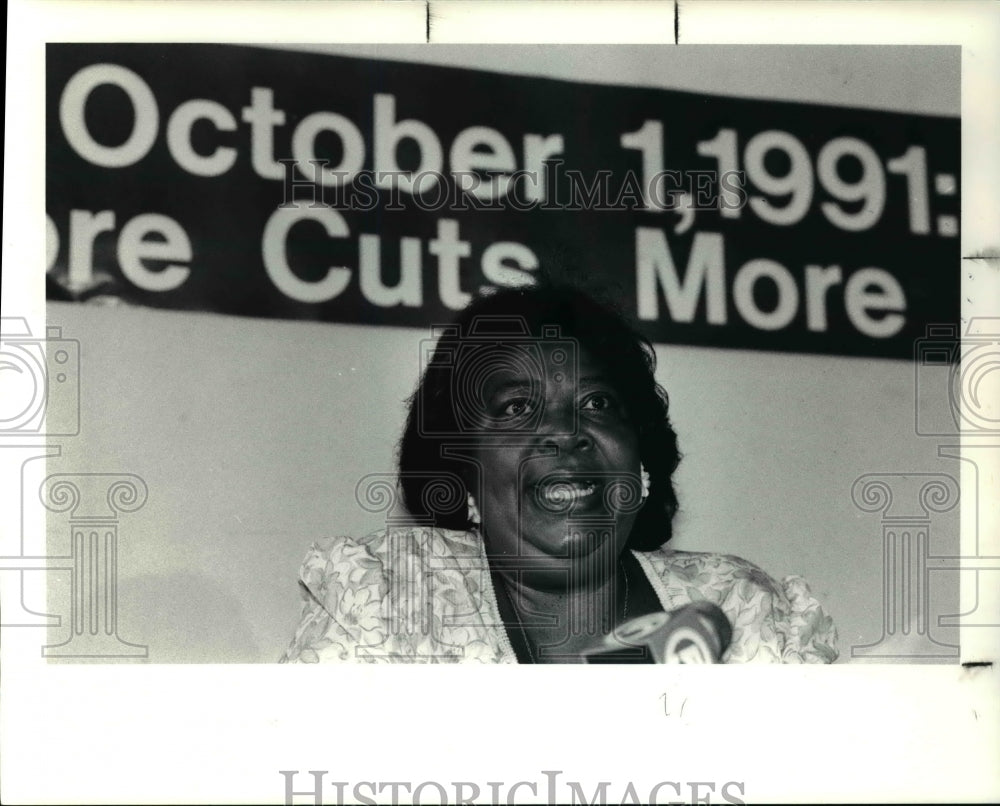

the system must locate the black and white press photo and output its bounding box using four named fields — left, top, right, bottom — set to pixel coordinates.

left=38, top=42, right=964, bottom=666
left=3, top=2, right=998, bottom=803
